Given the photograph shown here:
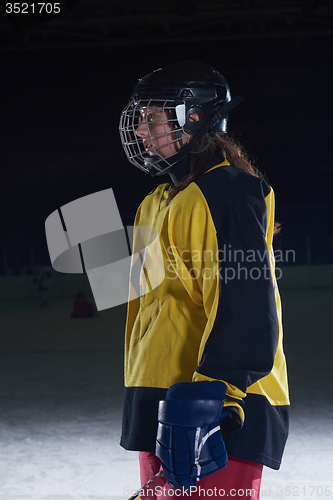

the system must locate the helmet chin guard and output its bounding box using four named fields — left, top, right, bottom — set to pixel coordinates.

left=119, top=61, right=242, bottom=177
